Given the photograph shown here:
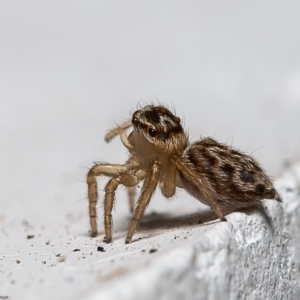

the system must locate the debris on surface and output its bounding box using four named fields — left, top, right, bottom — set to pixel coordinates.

left=149, top=249, right=157, bottom=254
left=97, top=246, right=106, bottom=252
